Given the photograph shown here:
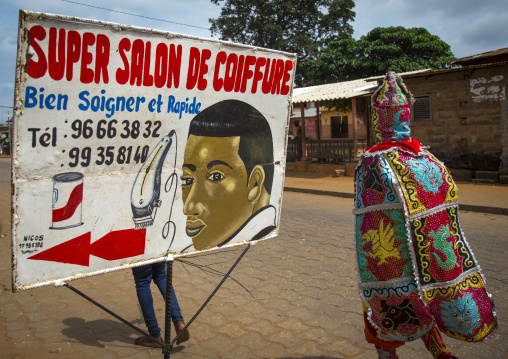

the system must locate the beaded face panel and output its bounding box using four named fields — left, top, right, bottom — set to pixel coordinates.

left=371, top=106, right=411, bottom=143
left=371, top=71, right=413, bottom=144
